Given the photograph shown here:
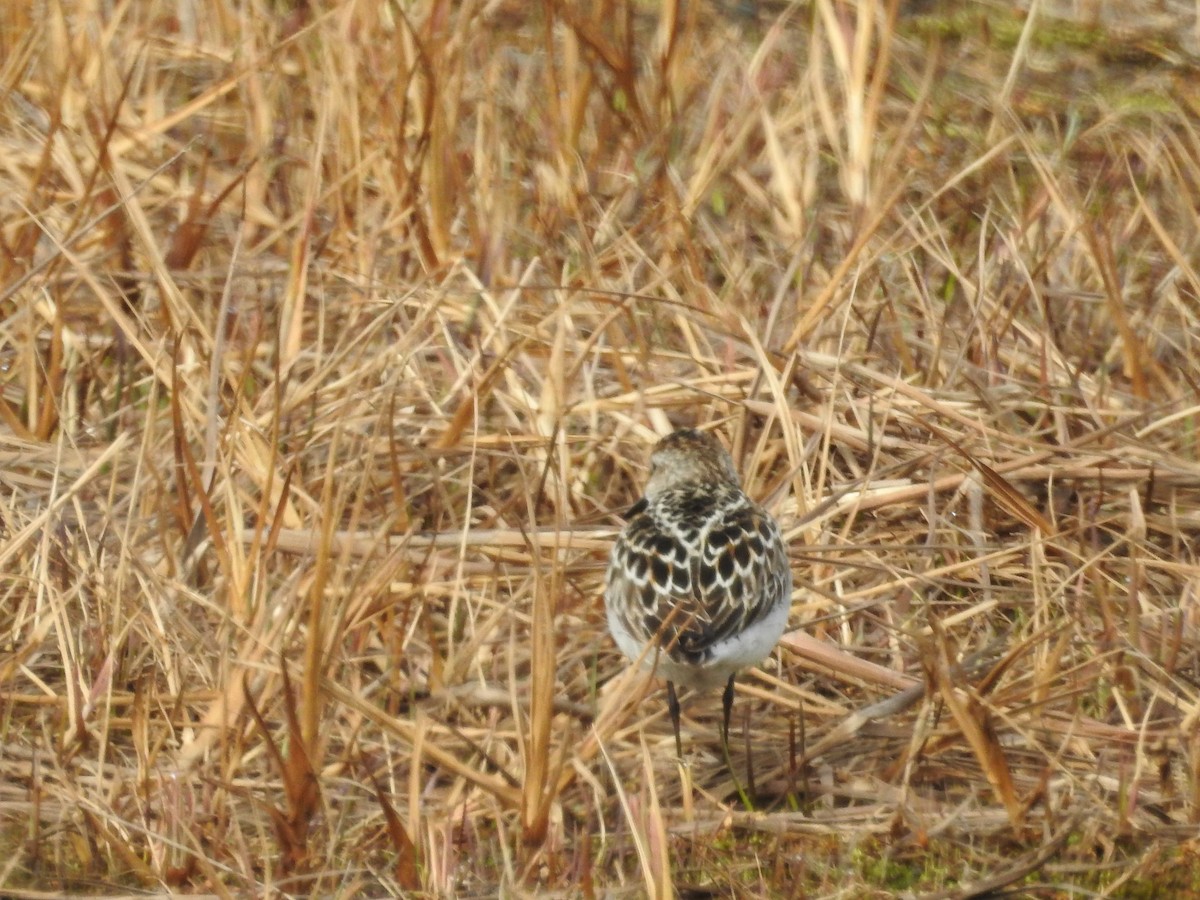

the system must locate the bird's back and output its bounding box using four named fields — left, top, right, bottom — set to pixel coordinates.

left=605, top=481, right=791, bottom=688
